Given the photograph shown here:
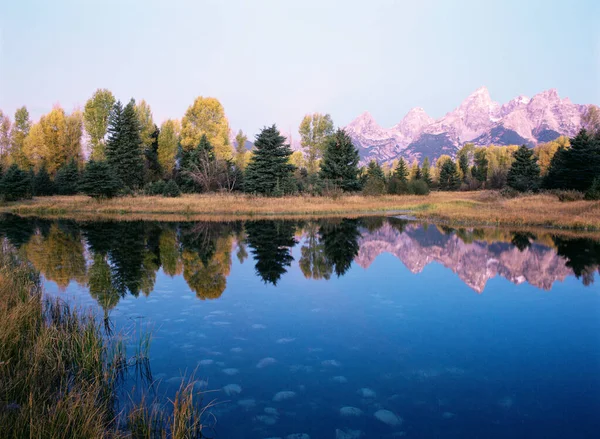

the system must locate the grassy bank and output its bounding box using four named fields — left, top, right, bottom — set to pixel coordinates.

left=0, top=242, right=209, bottom=438
left=2, top=191, right=600, bottom=231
